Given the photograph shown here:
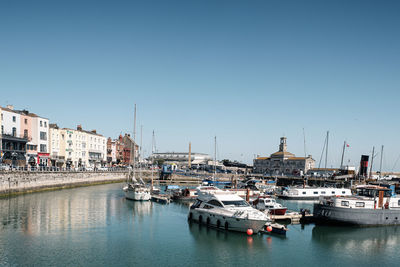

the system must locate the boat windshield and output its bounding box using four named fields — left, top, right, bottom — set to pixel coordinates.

left=222, top=200, right=249, bottom=207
